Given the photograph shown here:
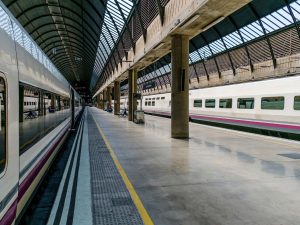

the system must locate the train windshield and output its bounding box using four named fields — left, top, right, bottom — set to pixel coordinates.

left=0, top=77, right=6, bottom=174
